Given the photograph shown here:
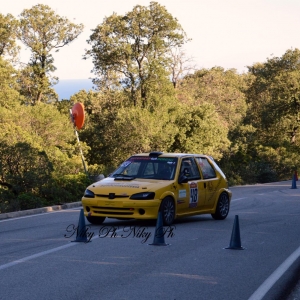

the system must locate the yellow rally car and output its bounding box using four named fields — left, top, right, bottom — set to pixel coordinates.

left=82, top=152, right=232, bottom=225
